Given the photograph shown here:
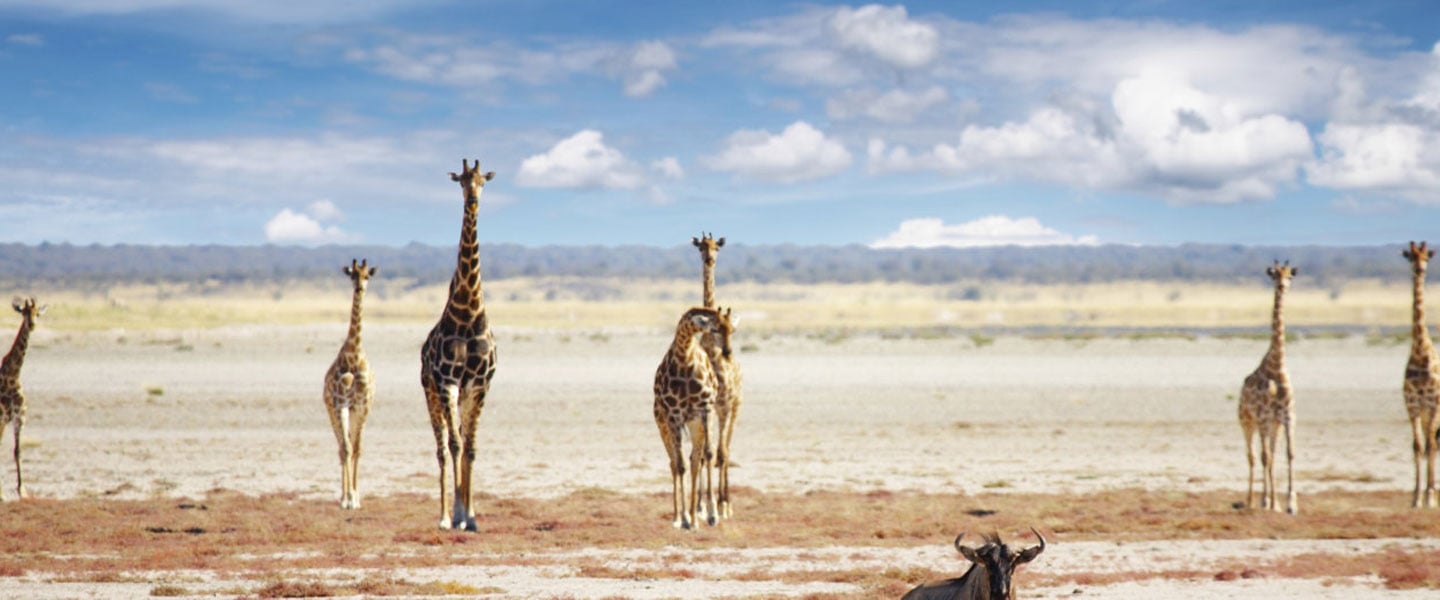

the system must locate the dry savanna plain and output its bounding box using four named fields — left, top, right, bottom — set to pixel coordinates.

left=4, top=277, right=1440, bottom=598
